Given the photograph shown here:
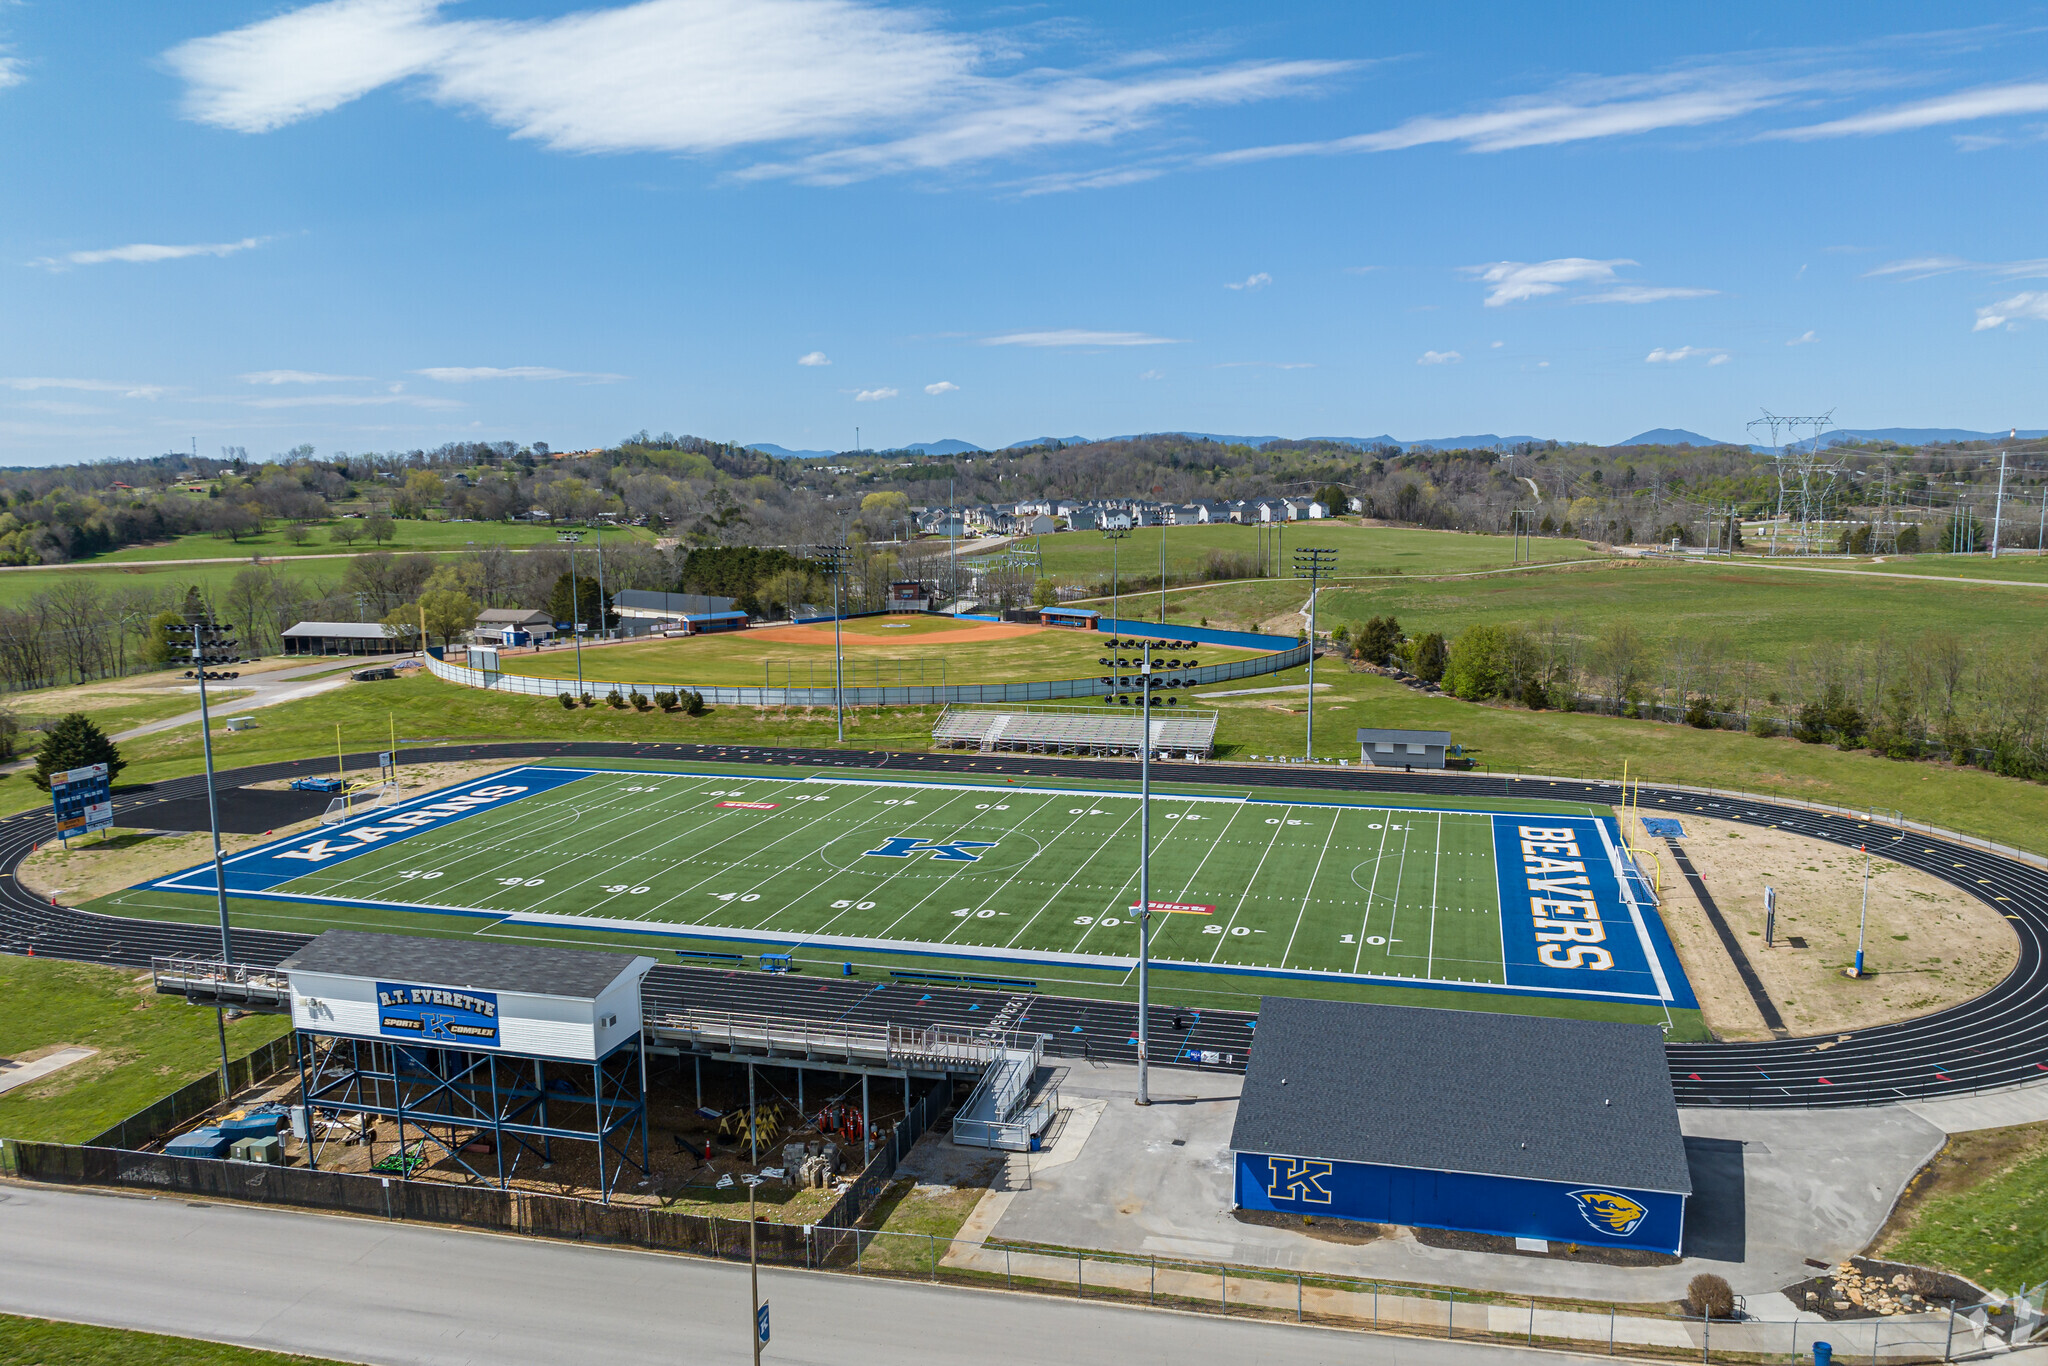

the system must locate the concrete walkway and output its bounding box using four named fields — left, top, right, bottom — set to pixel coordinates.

left=108, top=656, right=380, bottom=743
left=962, top=1061, right=1957, bottom=1302
left=1905, top=1077, right=2048, bottom=1133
